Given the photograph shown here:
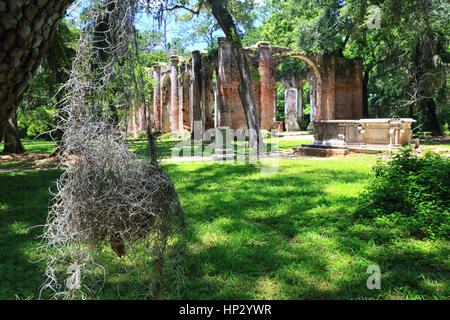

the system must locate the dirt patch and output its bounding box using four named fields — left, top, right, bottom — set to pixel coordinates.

left=0, top=153, right=59, bottom=170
